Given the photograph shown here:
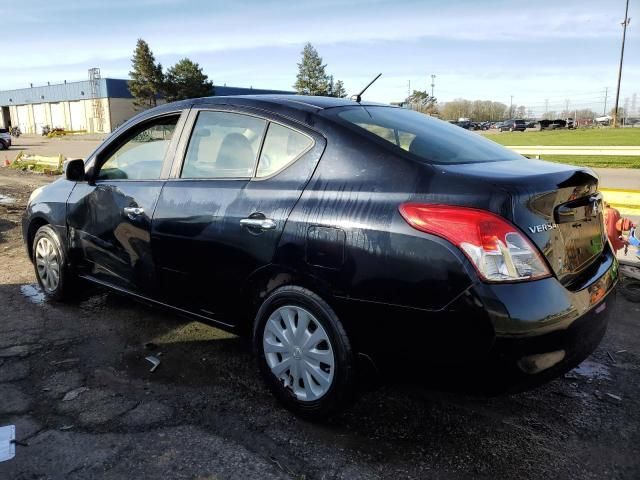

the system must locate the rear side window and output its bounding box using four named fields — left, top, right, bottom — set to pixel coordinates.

left=256, top=123, right=313, bottom=178
left=181, top=111, right=266, bottom=179
left=334, top=106, right=522, bottom=164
